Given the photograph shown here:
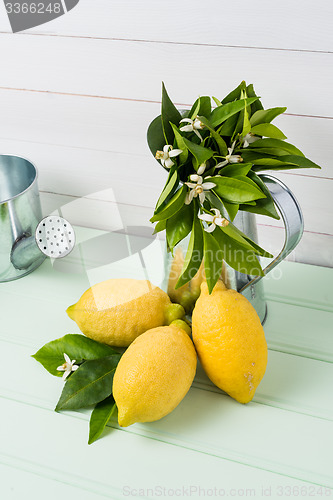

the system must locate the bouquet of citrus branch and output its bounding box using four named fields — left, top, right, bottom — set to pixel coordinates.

left=147, top=81, right=320, bottom=293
